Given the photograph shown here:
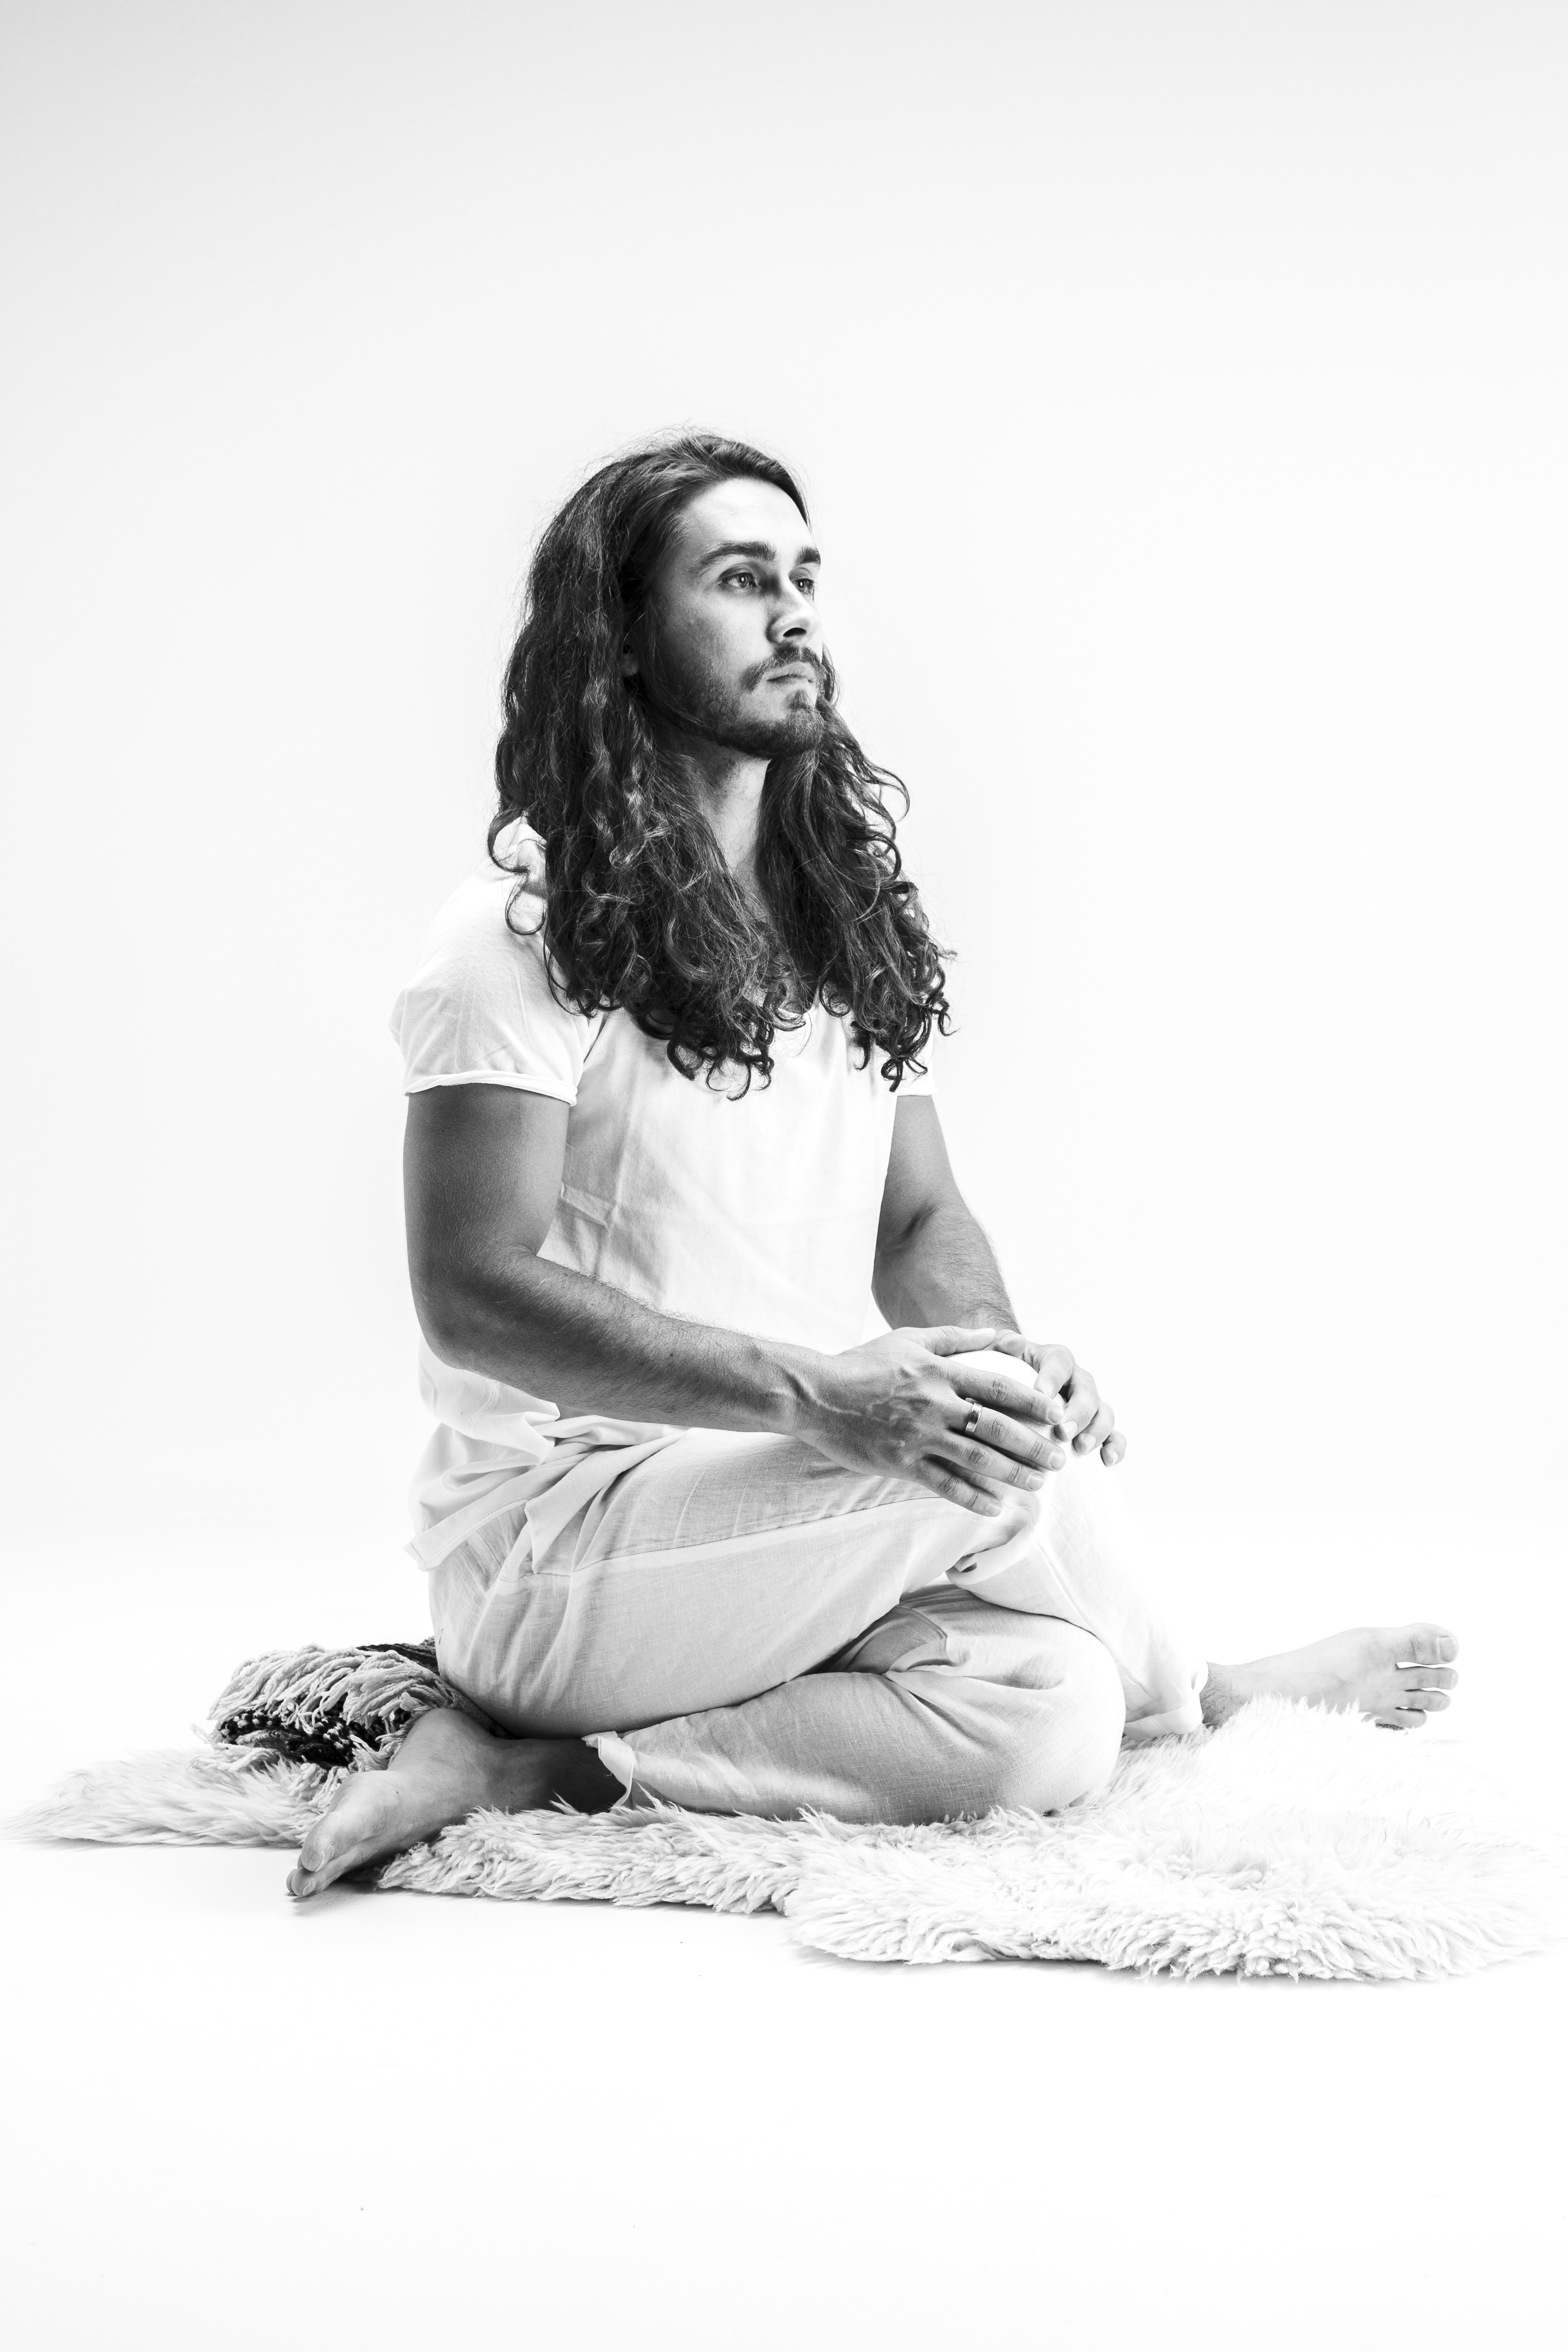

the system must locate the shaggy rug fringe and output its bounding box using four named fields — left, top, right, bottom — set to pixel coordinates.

left=11, top=1693, right=1564, bottom=1979
left=15, top=1743, right=337, bottom=1847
